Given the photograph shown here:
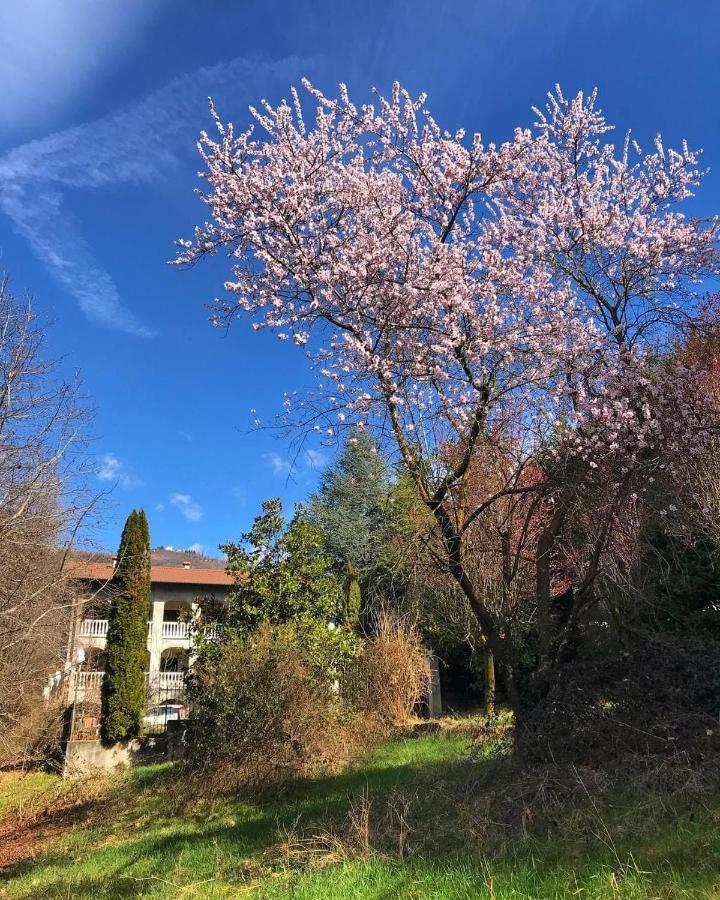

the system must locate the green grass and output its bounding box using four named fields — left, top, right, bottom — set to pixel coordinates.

left=1, top=725, right=719, bottom=899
